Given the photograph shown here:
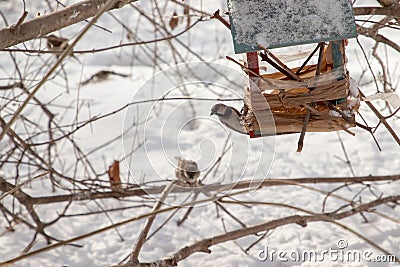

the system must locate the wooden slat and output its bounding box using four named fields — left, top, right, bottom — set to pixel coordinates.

left=242, top=41, right=355, bottom=136
left=249, top=78, right=348, bottom=110
left=248, top=113, right=356, bottom=135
